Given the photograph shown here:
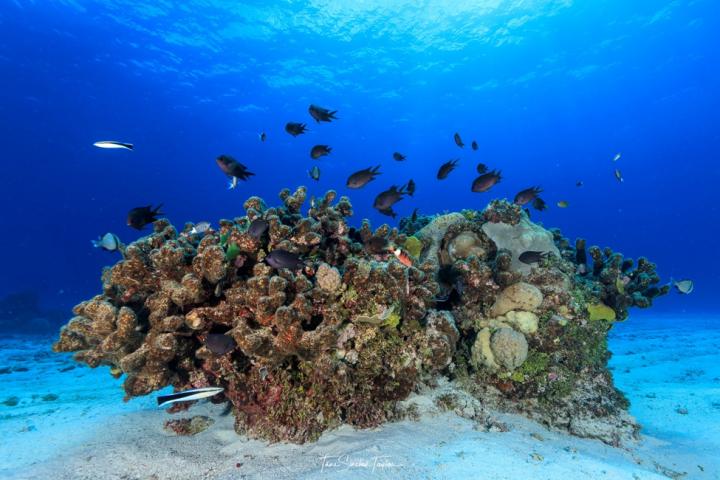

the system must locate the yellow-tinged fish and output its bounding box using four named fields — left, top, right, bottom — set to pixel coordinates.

left=613, top=152, right=621, bottom=162
left=614, top=169, right=624, bottom=183
left=557, top=201, right=569, bottom=208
